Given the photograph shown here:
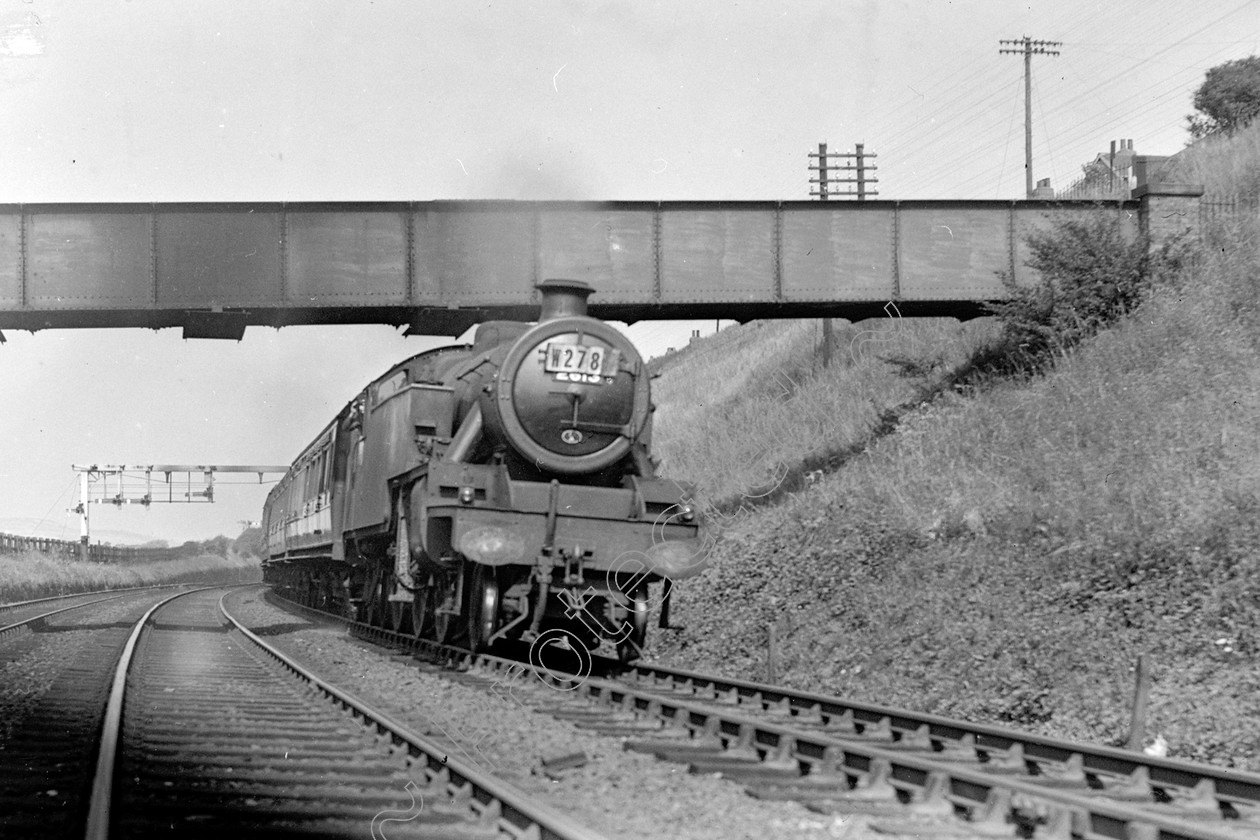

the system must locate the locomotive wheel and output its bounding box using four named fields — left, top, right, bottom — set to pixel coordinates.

left=617, top=585, right=650, bottom=663
left=465, top=563, right=500, bottom=653
left=410, top=575, right=435, bottom=640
